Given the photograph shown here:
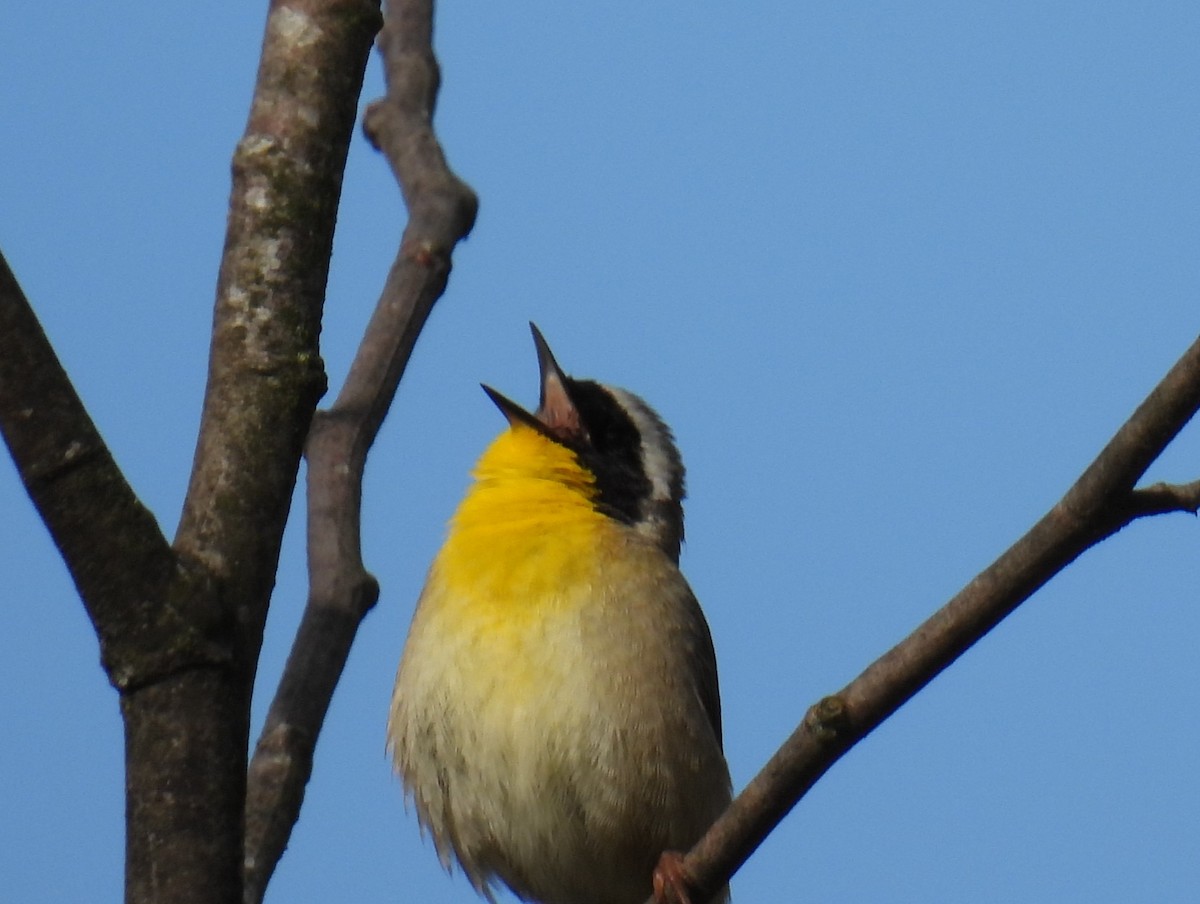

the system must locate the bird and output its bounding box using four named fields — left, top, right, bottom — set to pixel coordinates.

left=387, top=324, right=731, bottom=904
